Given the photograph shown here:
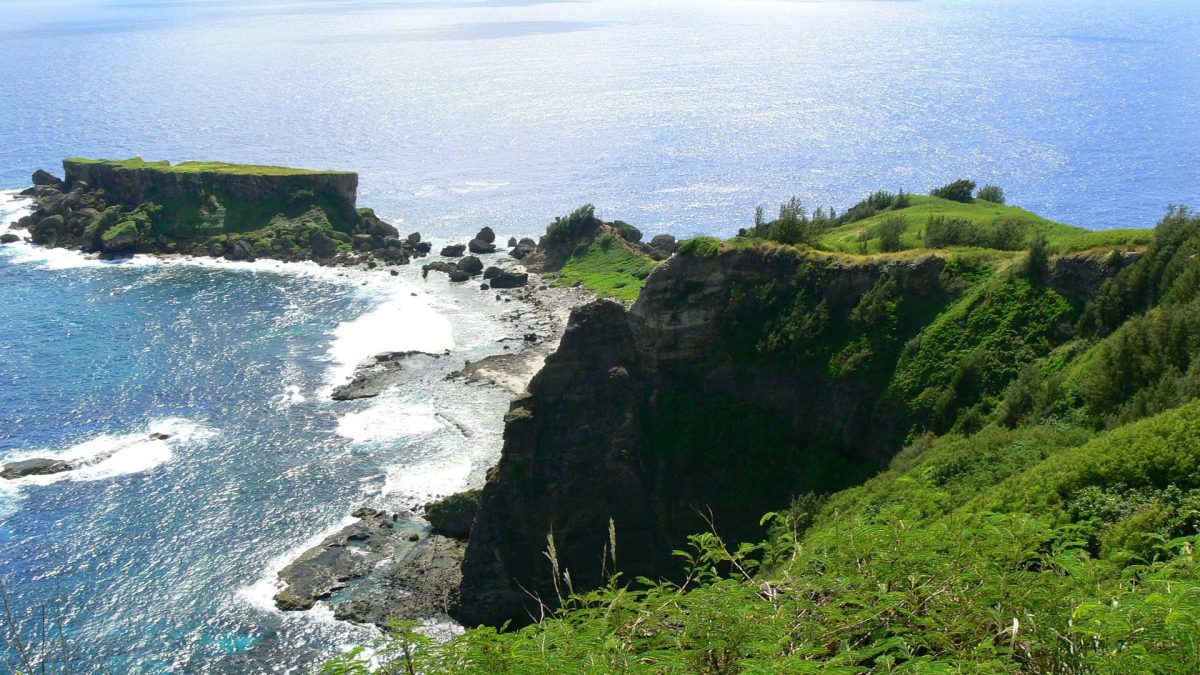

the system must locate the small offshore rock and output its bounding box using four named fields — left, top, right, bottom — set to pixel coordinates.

left=507, top=236, right=518, bottom=247
left=0, top=233, right=19, bottom=244
left=457, top=255, right=484, bottom=276
left=31, top=169, right=63, bottom=187
left=440, top=244, right=466, bottom=257
left=483, top=266, right=501, bottom=280
left=406, top=232, right=422, bottom=245
left=468, top=238, right=496, bottom=254
left=476, top=226, right=496, bottom=244
left=2, top=458, right=73, bottom=480
left=449, top=270, right=470, bottom=282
